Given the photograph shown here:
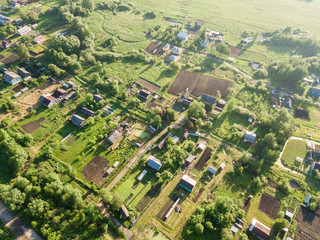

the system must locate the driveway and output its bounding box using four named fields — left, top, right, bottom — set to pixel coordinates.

left=0, top=201, right=43, bottom=240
